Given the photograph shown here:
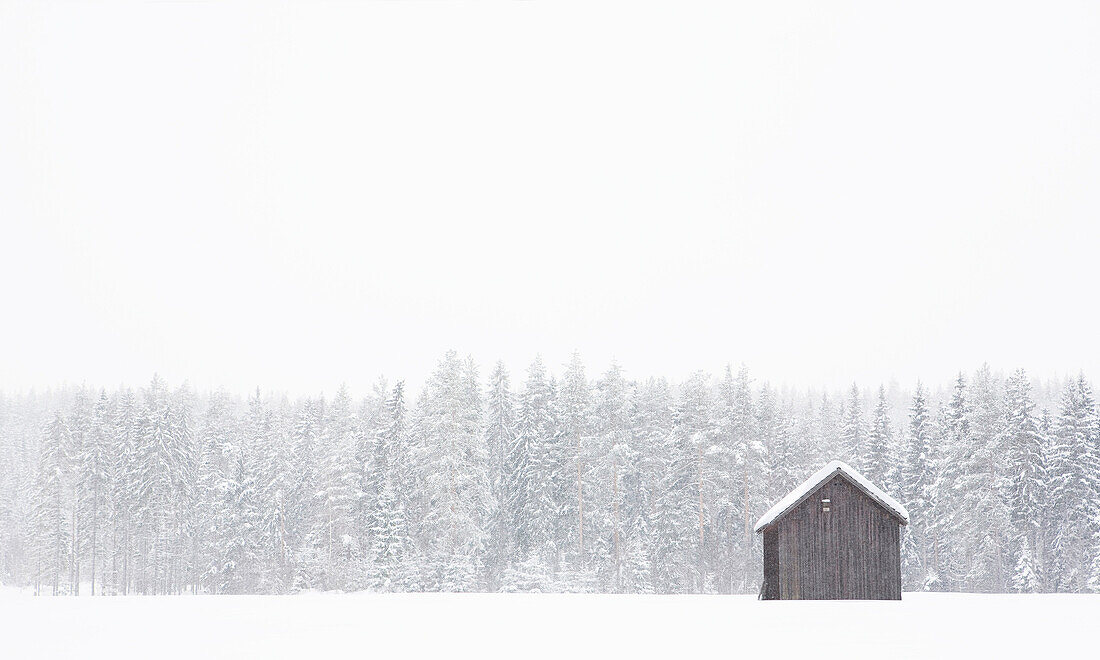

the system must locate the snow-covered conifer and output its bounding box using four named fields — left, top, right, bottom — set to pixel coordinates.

left=865, top=385, right=893, bottom=491
left=1004, top=369, right=1046, bottom=592
left=840, top=384, right=865, bottom=468
left=901, top=382, right=933, bottom=590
